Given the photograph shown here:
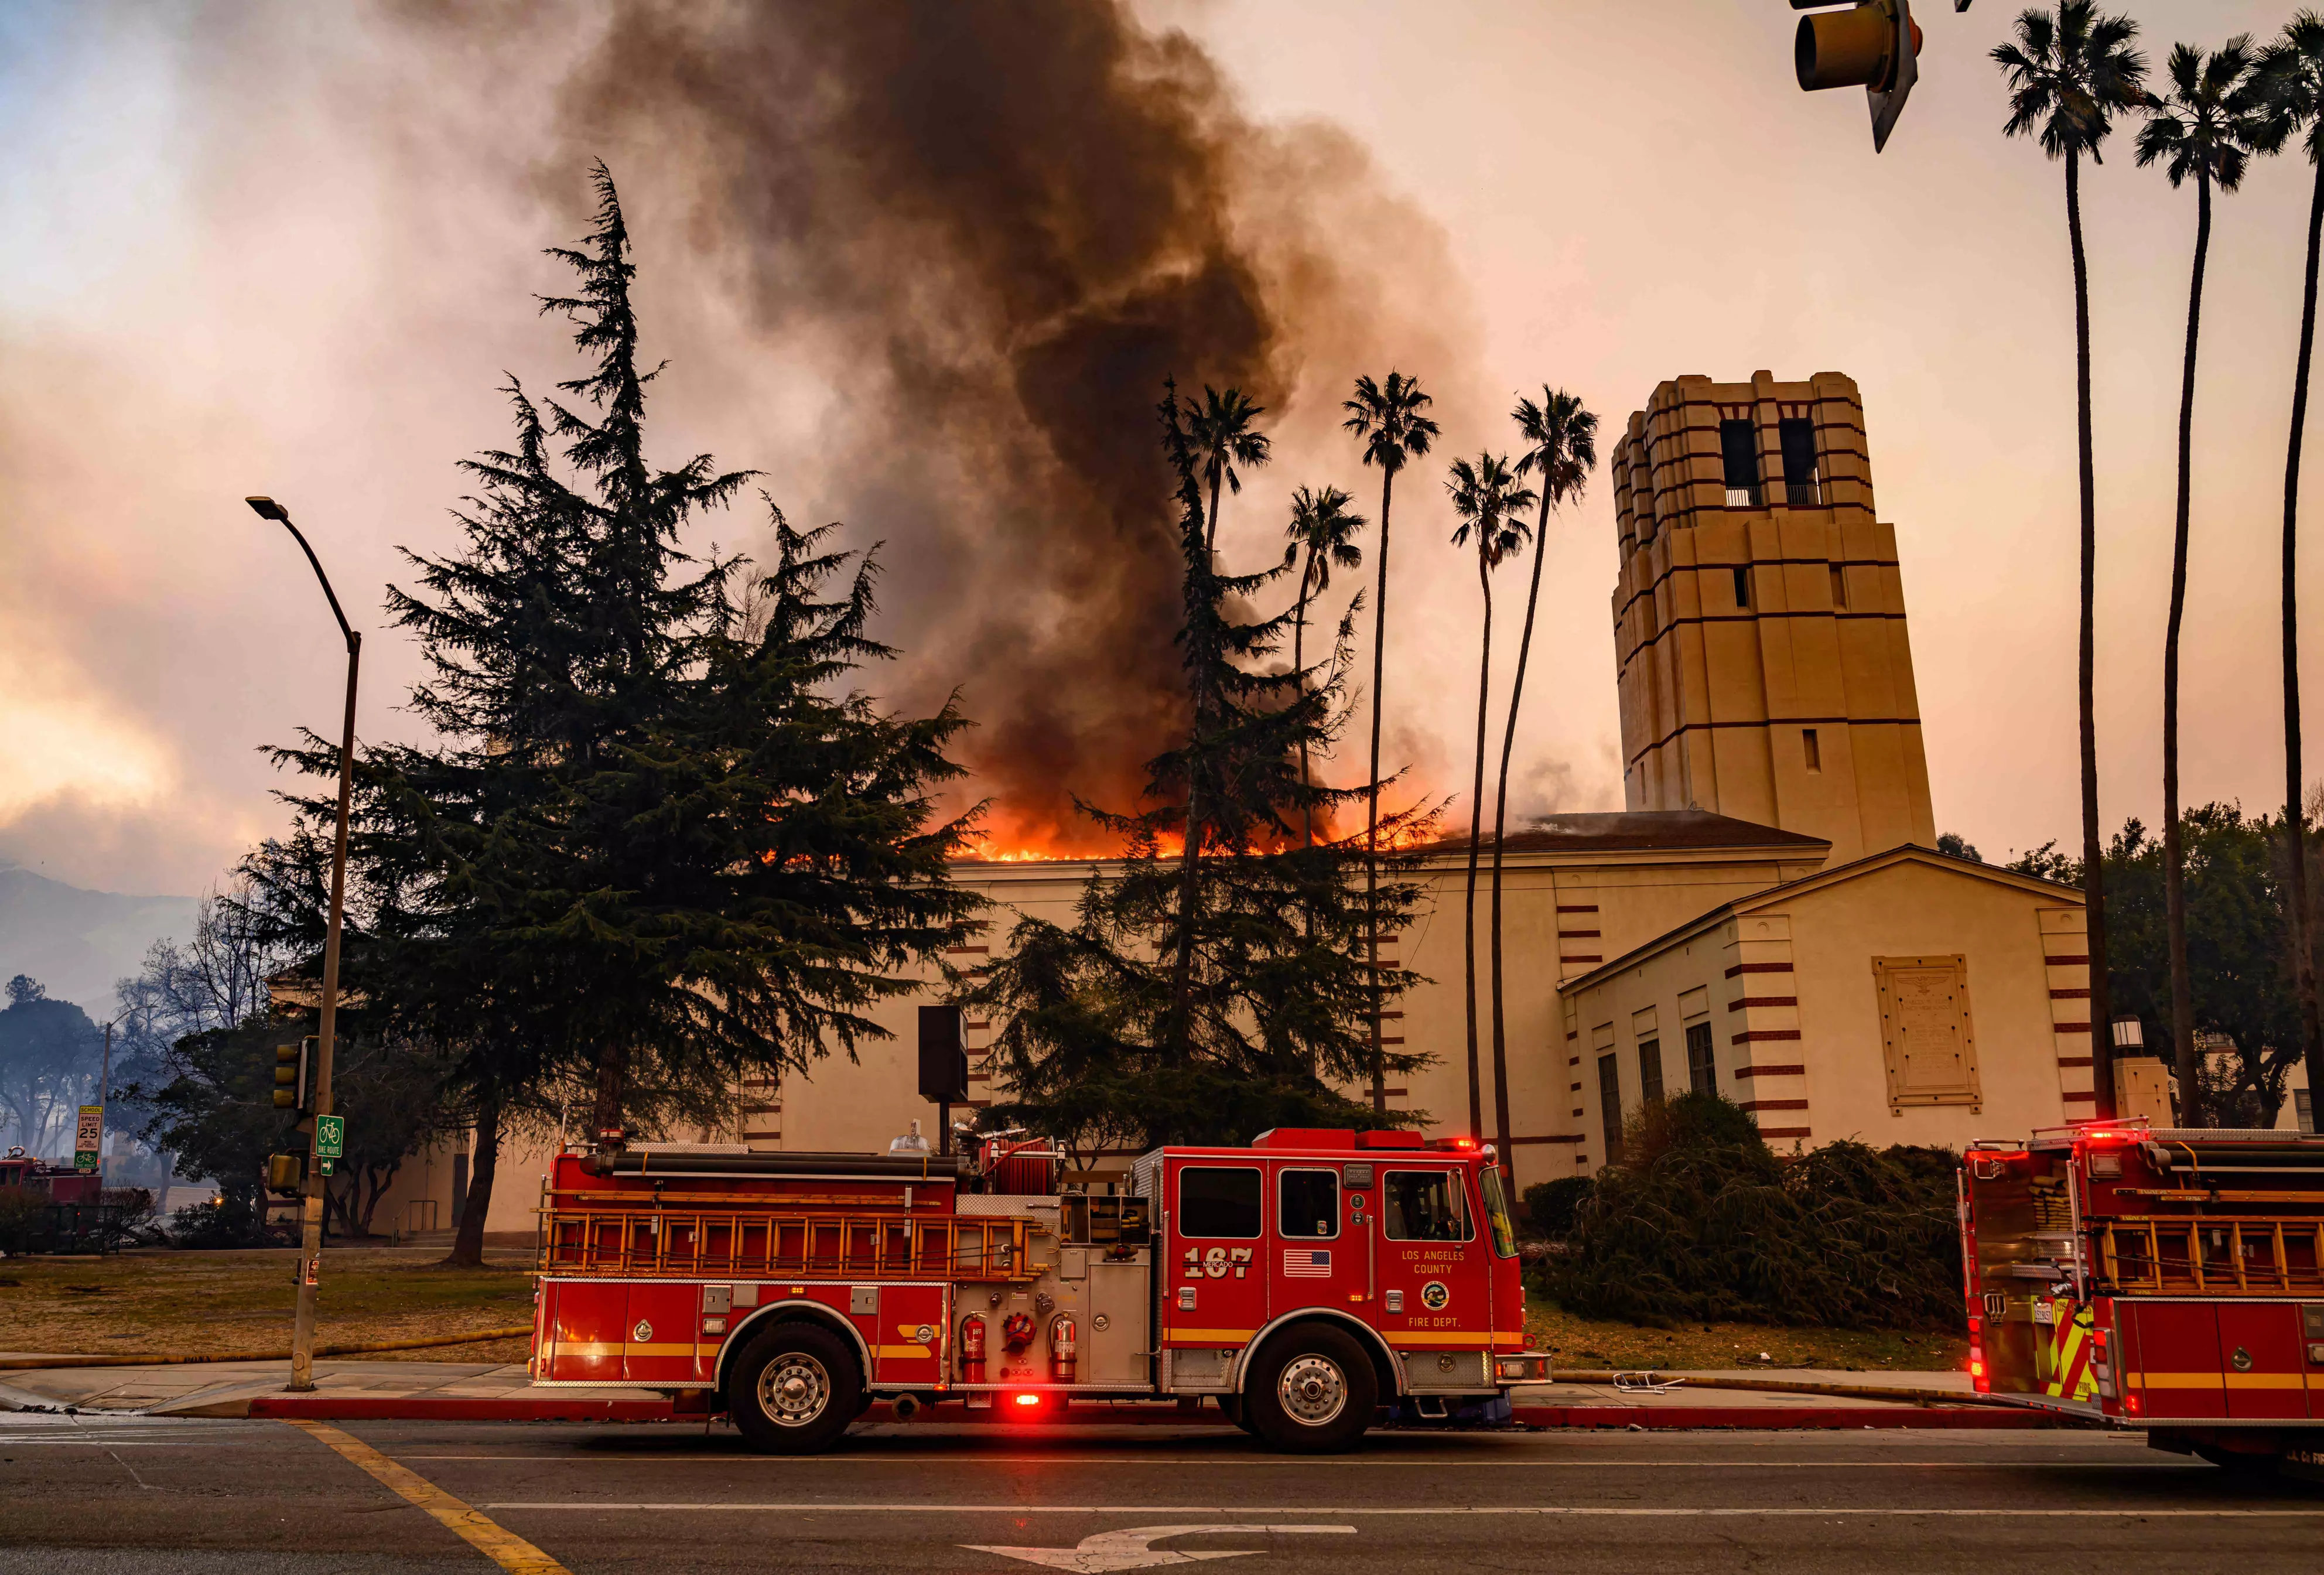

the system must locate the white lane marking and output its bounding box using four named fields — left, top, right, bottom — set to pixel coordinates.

left=404, top=1455, right=2180, bottom=1468
left=964, top=1523, right=1356, bottom=1571
left=483, top=1503, right=2324, bottom=1518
